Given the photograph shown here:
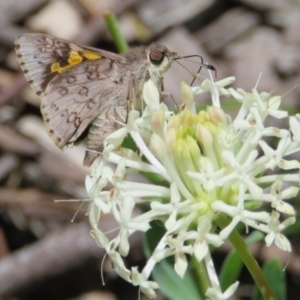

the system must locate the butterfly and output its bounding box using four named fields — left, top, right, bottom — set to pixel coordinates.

left=15, top=33, right=178, bottom=166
